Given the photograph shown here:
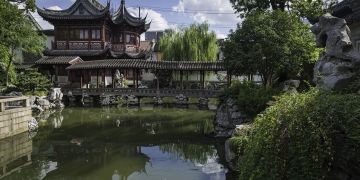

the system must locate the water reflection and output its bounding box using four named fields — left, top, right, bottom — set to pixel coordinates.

left=2, top=107, right=232, bottom=180
left=0, top=132, right=32, bottom=179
